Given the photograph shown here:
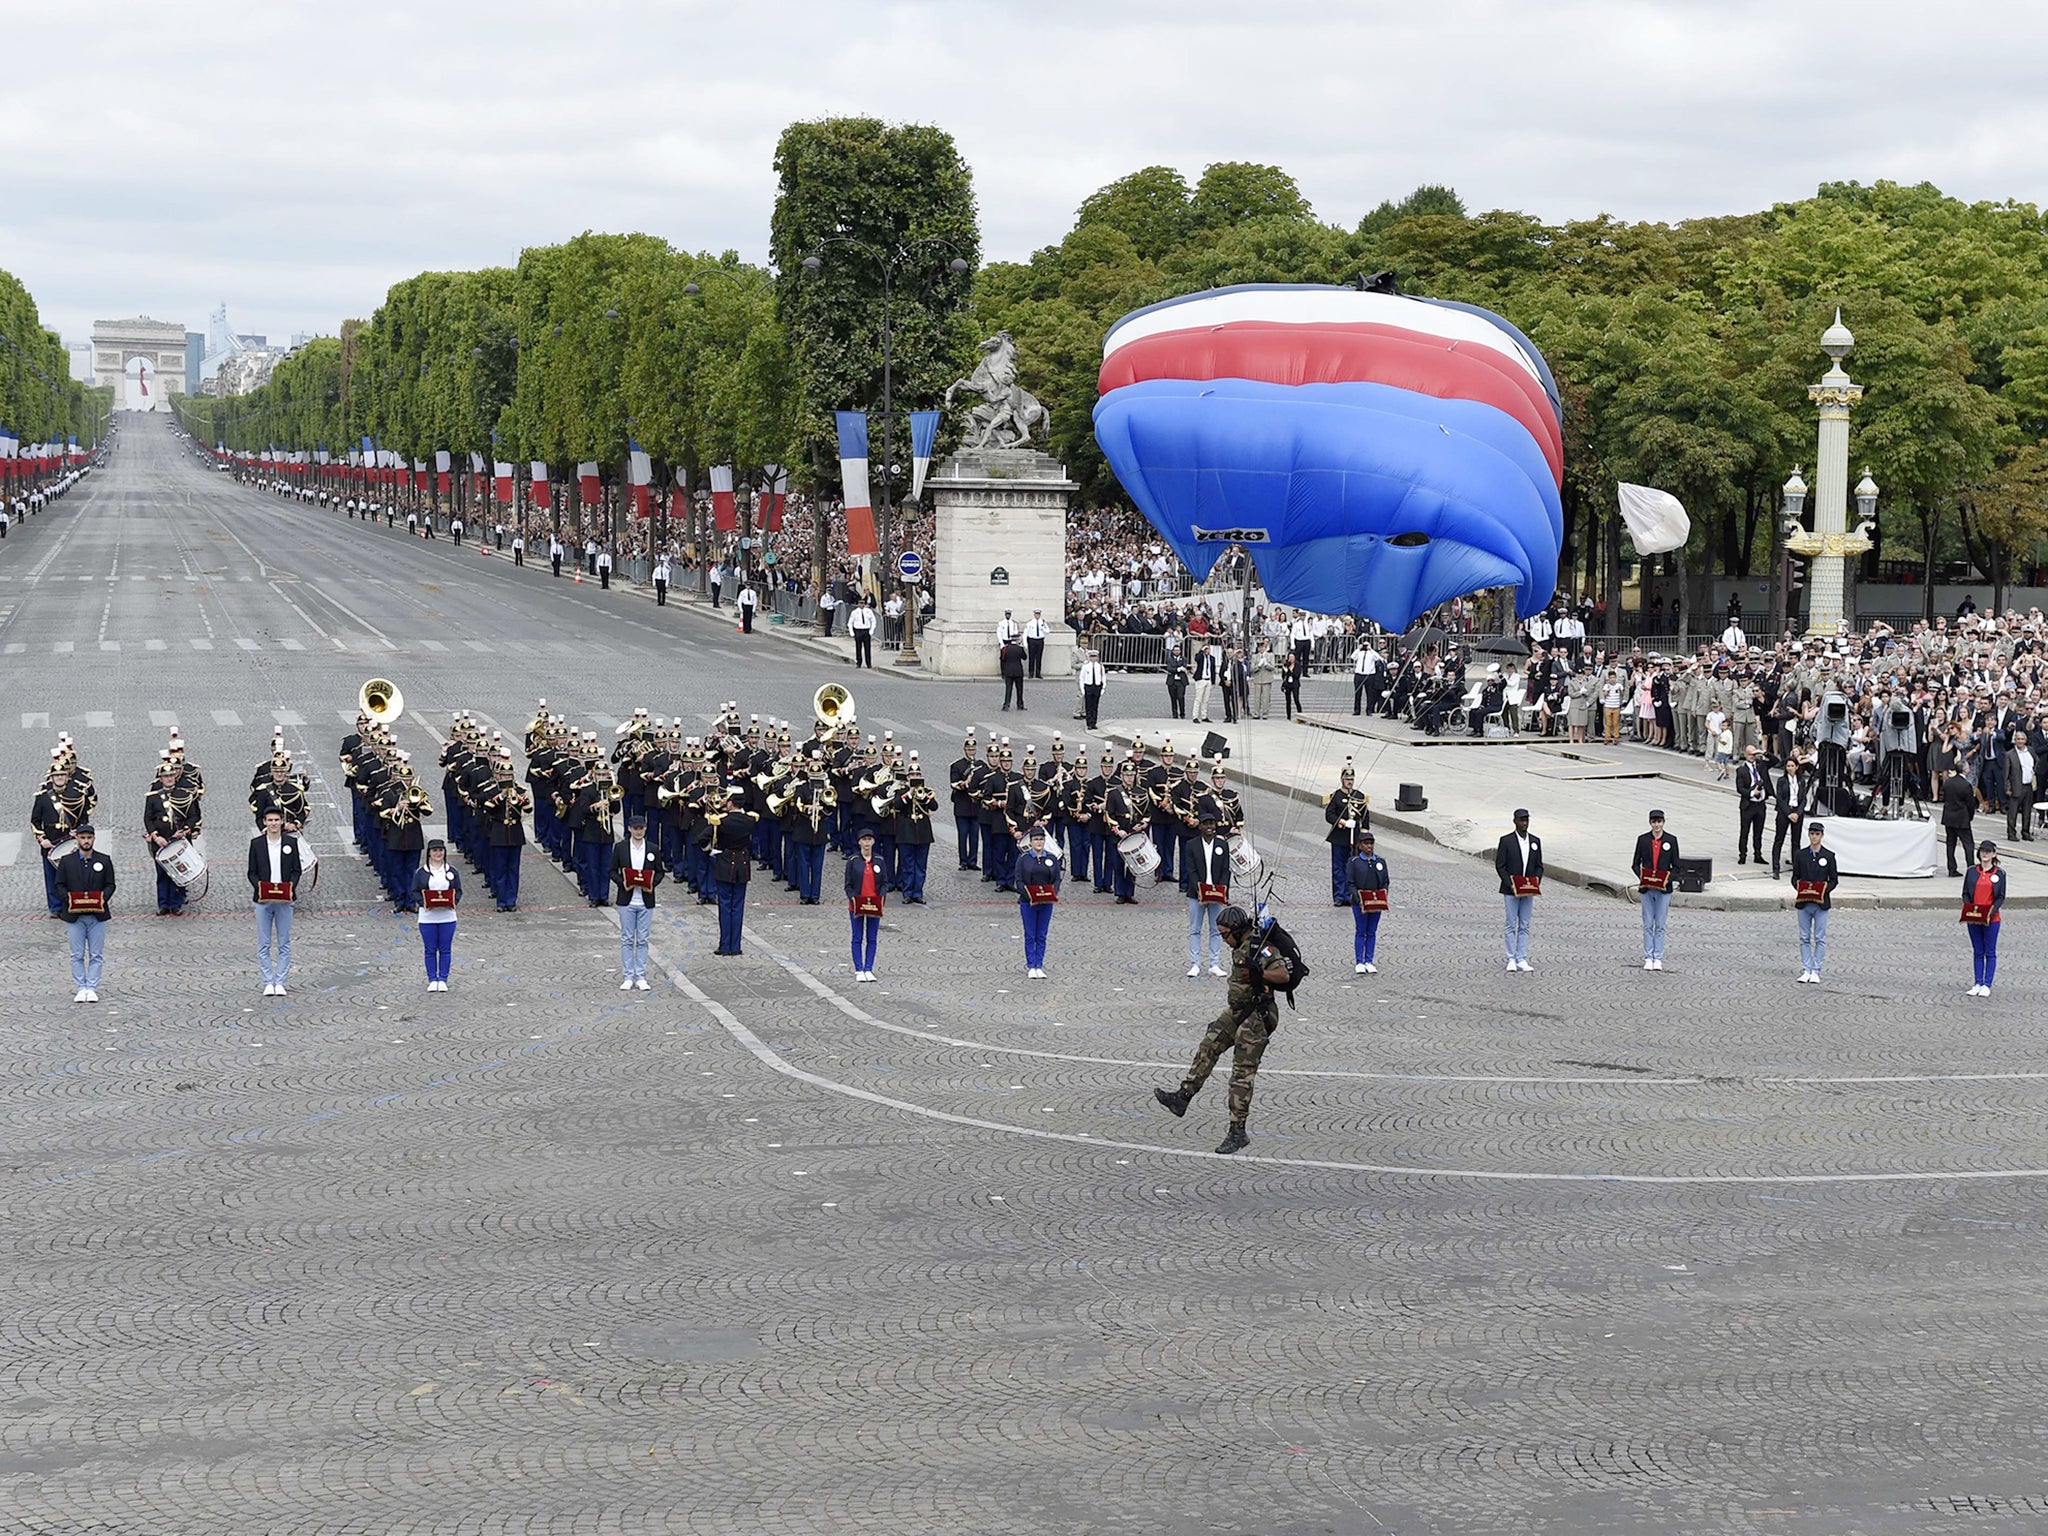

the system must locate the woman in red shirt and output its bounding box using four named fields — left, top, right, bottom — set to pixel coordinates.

left=1962, top=839, right=2007, bottom=997
left=844, top=829, right=885, bottom=983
